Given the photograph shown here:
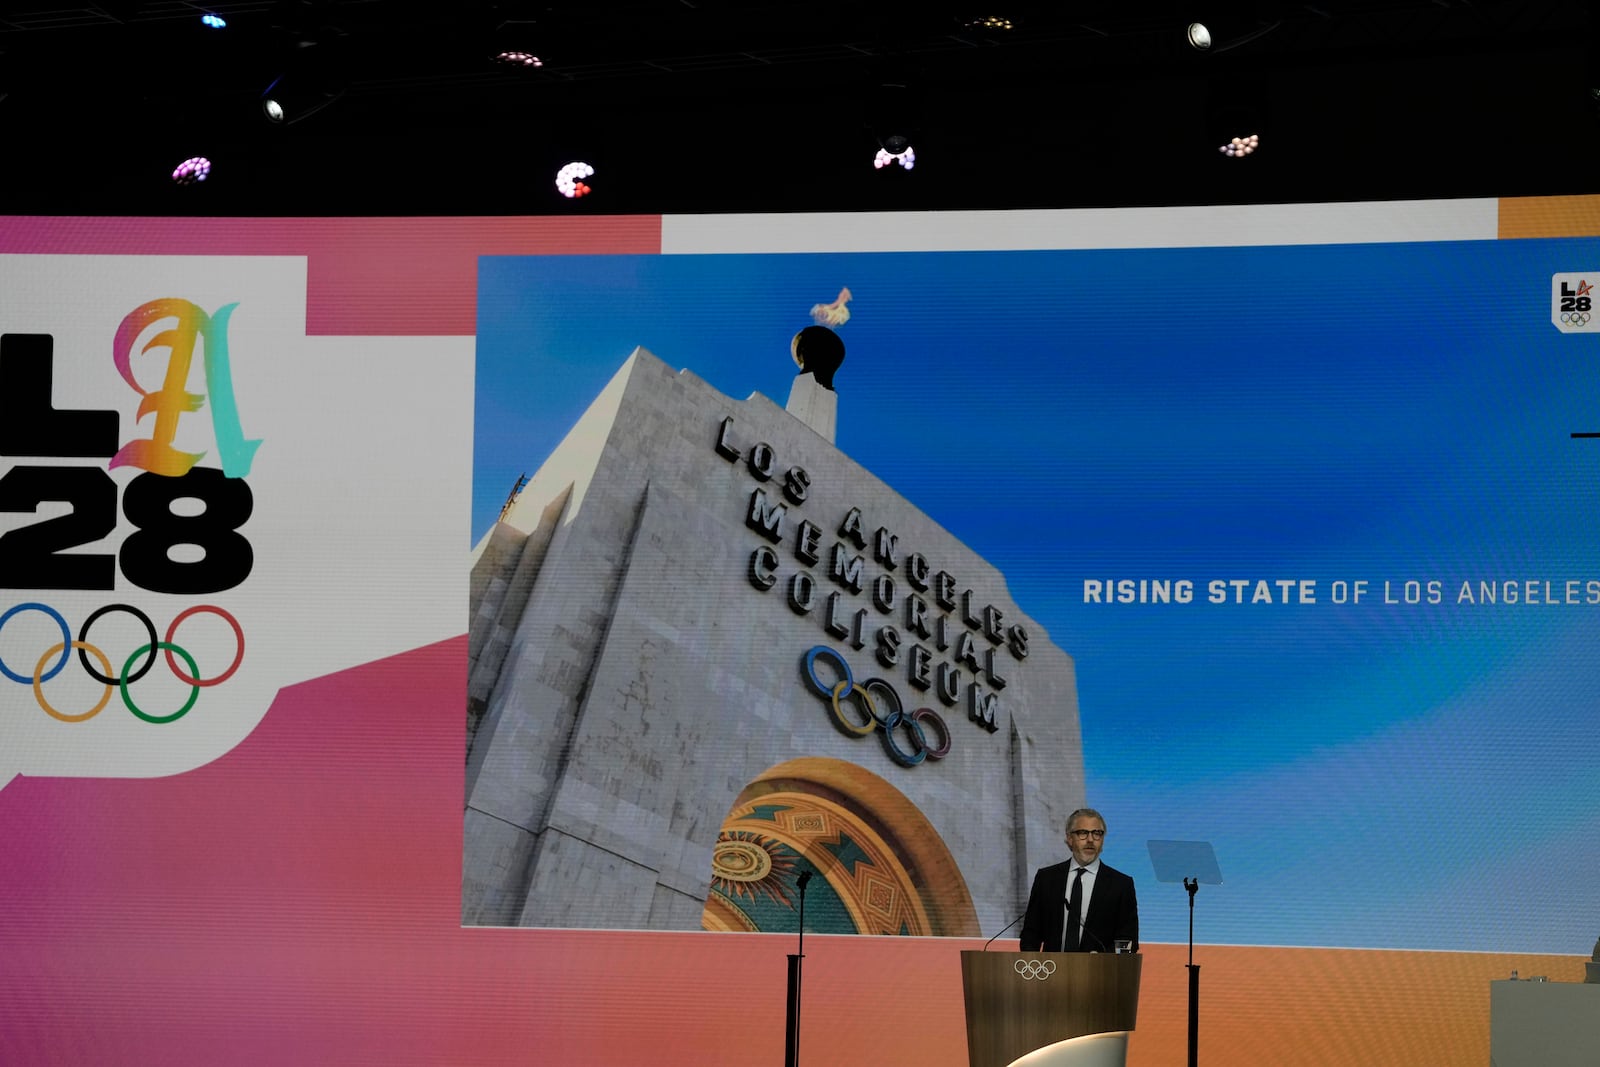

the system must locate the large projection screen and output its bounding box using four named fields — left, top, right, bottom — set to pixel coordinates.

left=2, top=197, right=1596, bottom=1066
